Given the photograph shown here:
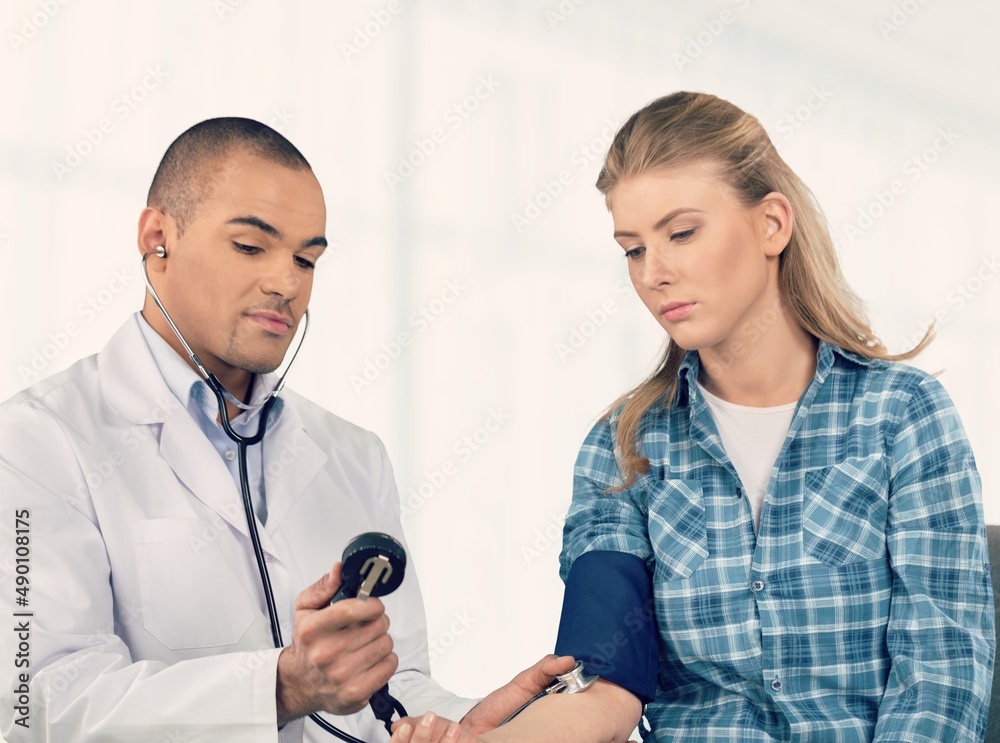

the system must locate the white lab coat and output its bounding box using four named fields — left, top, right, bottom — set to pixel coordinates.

left=0, top=315, right=476, bottom=742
